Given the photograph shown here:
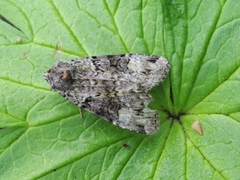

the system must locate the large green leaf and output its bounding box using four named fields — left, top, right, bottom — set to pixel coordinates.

left=0, top=0, right=240, bottom=179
